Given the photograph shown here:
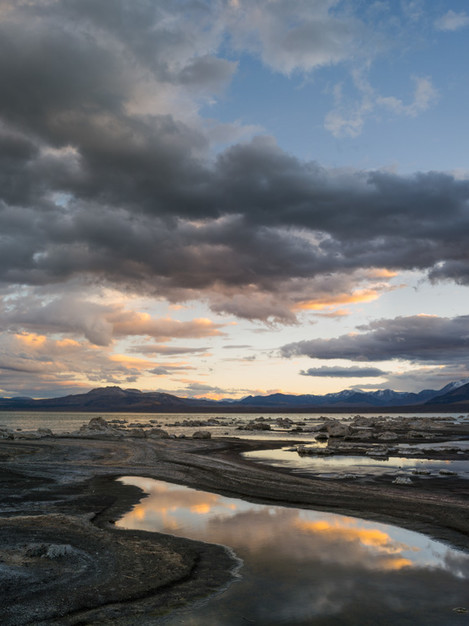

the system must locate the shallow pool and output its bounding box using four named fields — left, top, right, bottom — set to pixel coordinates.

left=242, top=446, right=469, bottom=479
left=117, top=477, right=469, bottom=625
